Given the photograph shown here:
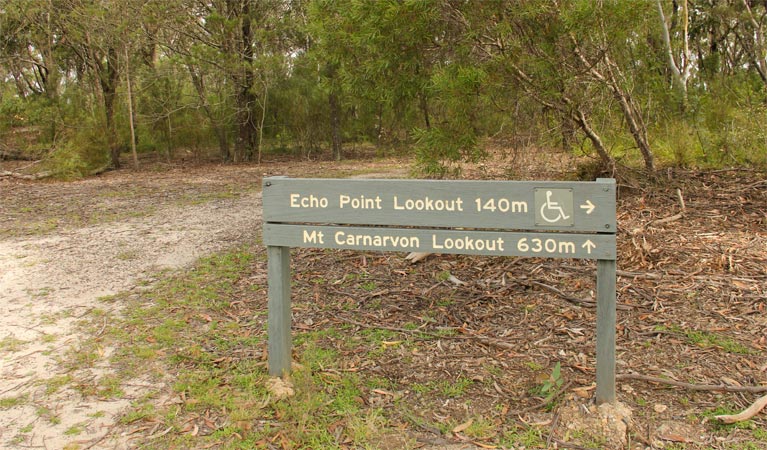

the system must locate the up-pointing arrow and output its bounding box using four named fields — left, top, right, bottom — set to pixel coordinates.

left=580, top=199, right=595, bottom=215
left=582, top=240, right=596, bottom=254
